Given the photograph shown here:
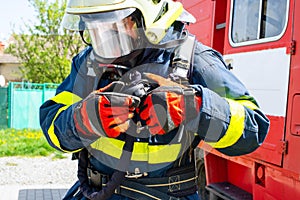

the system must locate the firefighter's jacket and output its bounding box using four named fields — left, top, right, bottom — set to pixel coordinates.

left=39, top=40, right=270, bottom=176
